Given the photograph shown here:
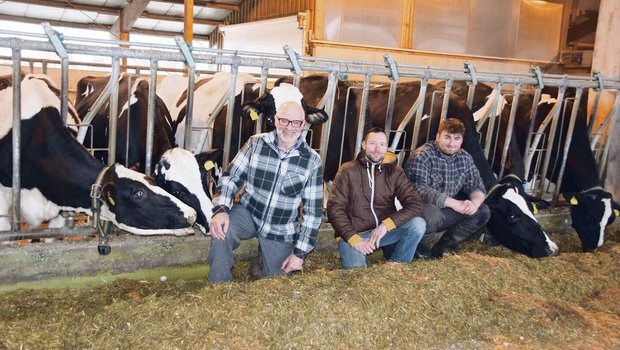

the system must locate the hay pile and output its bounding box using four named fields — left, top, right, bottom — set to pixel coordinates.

left=1, top=227, right=619, bottom=349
